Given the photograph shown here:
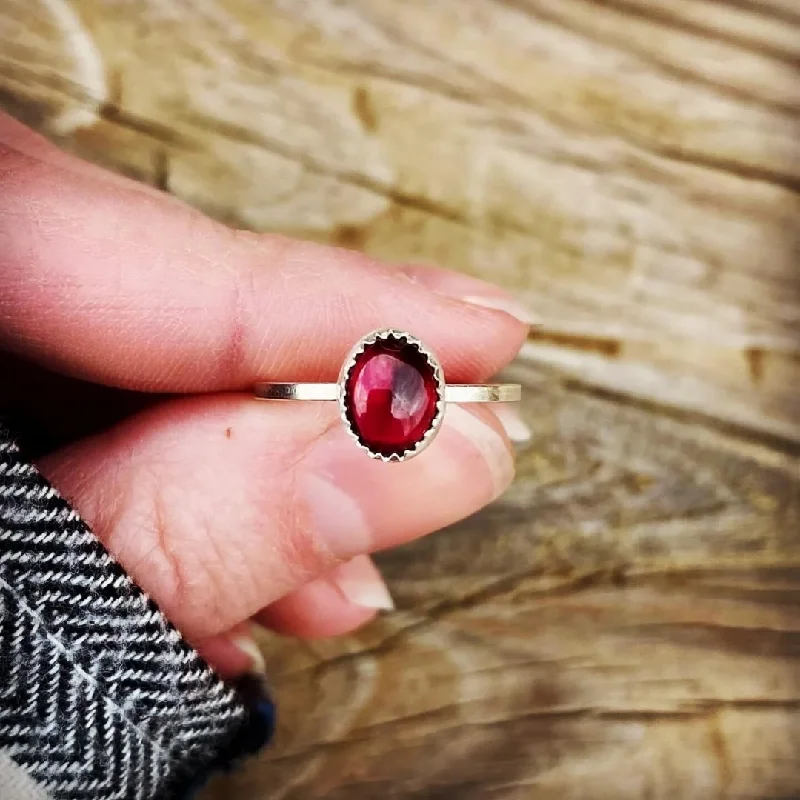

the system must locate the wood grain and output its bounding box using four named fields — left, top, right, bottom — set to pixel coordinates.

left=0, top=1, right=798, bottom=797
left=208, top=361, right=800, bottom=799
